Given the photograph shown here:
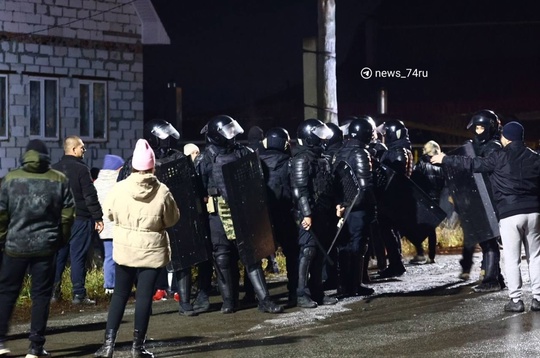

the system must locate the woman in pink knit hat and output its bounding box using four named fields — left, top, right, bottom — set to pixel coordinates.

left=95, top=139, right=180, bottom=358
